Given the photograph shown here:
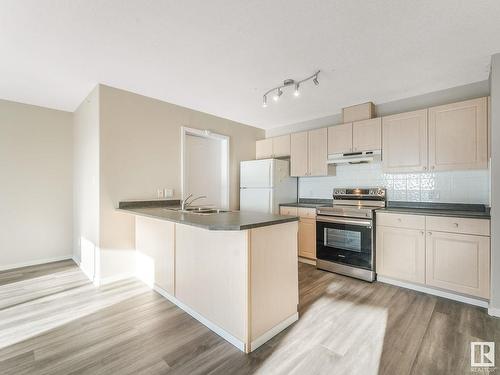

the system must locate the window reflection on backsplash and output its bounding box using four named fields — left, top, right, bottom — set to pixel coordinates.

left=299, top=163, right=490, bottom=205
